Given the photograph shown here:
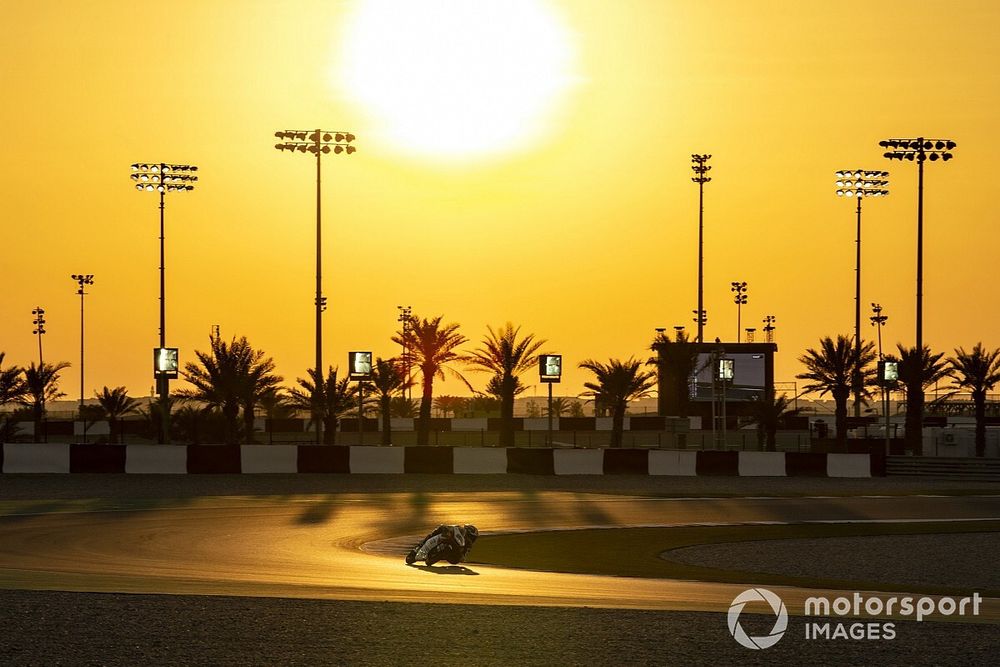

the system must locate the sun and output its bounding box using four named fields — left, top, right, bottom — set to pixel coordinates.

left=335, top=0, right=580, bottom=163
